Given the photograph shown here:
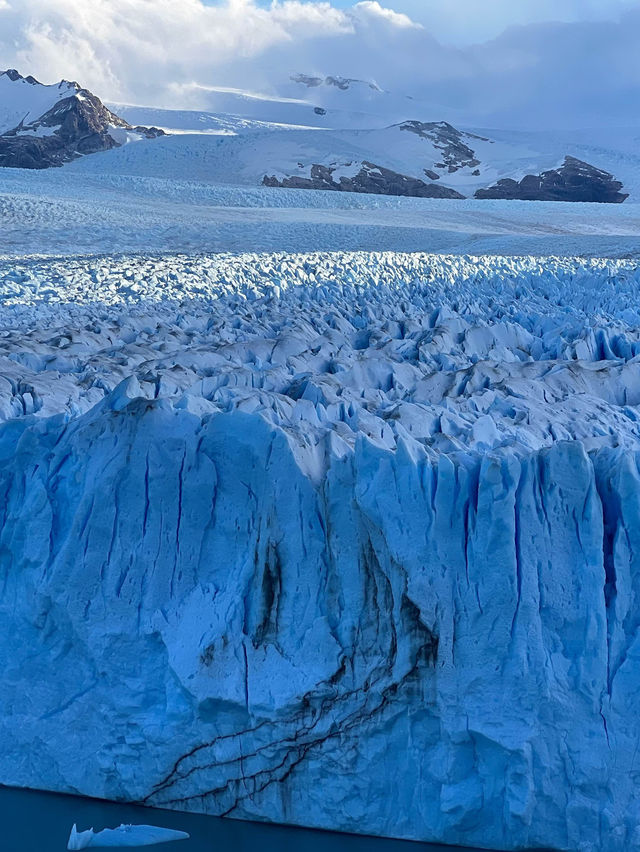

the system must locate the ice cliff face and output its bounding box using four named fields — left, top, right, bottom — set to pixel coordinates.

left=2, top=252, right=640, bottom=852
